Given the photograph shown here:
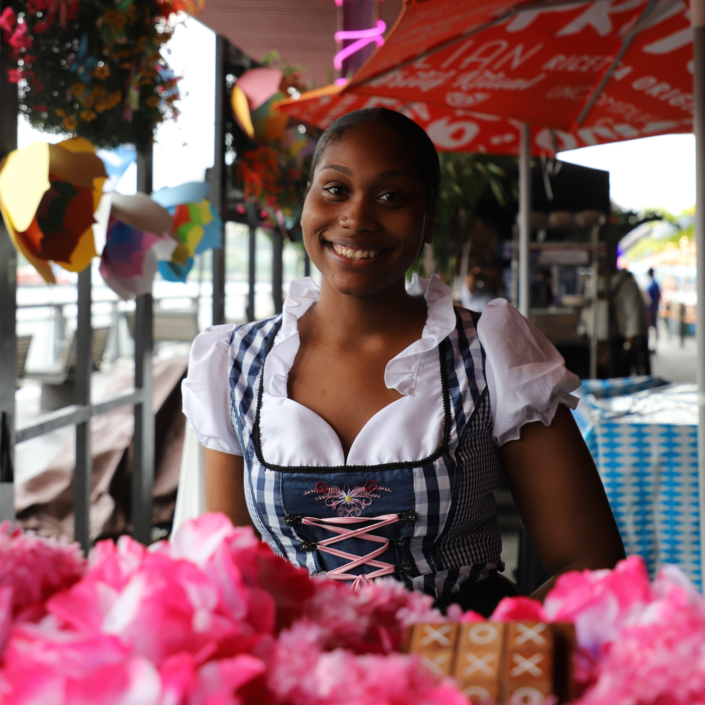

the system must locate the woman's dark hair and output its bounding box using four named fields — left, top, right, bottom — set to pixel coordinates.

left=308, top=108, right=440, bottom=208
